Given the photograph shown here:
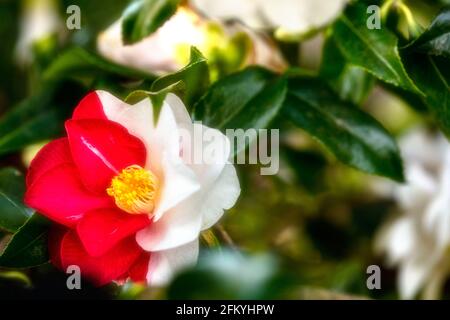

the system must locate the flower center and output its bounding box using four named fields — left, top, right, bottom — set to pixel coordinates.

left=107, top=165, right=158, bottom=215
